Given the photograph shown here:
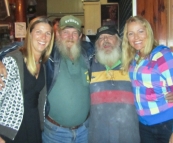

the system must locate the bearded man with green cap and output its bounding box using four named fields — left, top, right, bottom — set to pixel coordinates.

left=41, top=15, right=90, bottom=143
